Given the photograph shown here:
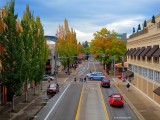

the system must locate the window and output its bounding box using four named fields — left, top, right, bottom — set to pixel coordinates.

left=142, top=56, right=145, bottom=61
left=147, top=57, right=152, bottom=62
left=137, top=56, right=140, bottom=61
left=148, top=69, right=153, bottom=80
left=143, top=68, right=147, bottom=77
left=153, top=57, right=159, bottom=64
